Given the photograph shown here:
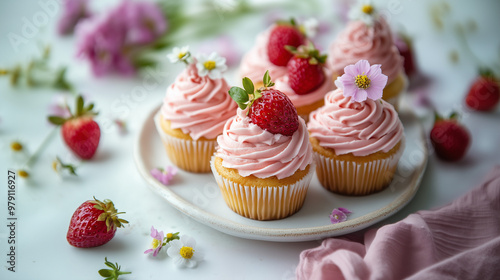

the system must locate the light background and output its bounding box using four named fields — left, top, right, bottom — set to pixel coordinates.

left=1, top=0, right=500, bottom=279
